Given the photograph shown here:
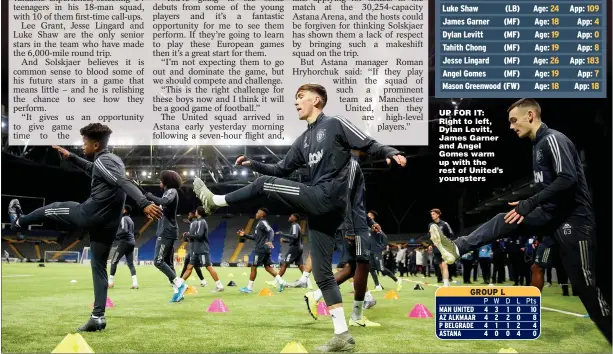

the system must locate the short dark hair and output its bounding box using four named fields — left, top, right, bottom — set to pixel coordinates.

left=259, top=207, right=269, bottom=215
left=507, top=98, right=541, bottom=118
left=296, top=84, right=328, bottom=108
left=123, top=205, right=132, bottom=215
left=430, top=208, right=442, bottom=216
left=368, top=210, right=378, bottom=219
left=196, top=206, right=205, bottom=216
left=160, top=170, right=182, bottom=189
left=291, top=213, right=301, bottom=221
left=80, top=123, right=112, bottom=148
